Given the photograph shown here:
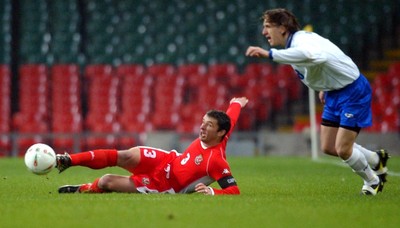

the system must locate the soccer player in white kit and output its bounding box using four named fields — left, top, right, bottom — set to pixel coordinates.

left=246, top=8, right=390, bottom=195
